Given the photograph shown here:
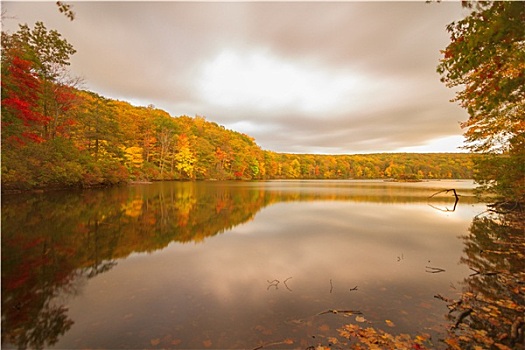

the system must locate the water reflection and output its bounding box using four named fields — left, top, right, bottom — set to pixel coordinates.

left=2, top=180, right=485, bottom=349
left=438, top=209, right=525, bottom=349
